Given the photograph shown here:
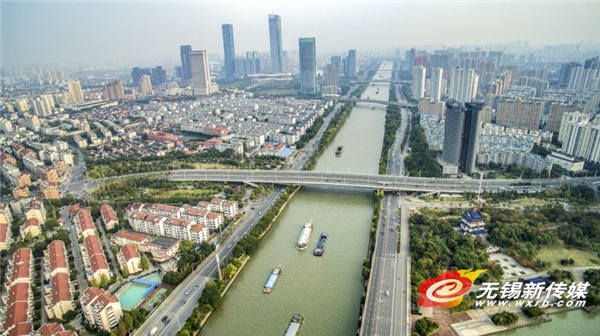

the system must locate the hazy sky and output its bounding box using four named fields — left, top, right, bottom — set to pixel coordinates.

left=2, top=0, right=599, bottom=66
